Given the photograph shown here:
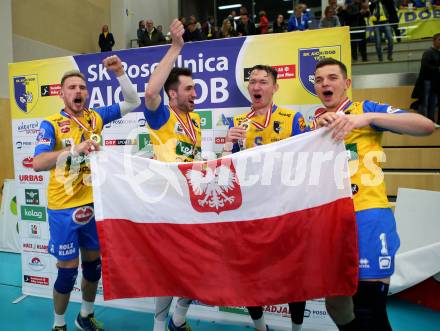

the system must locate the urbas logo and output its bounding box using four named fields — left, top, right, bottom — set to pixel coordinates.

left=178, top=158, right=242, bottom=214
left=72, top=206, right=94, bottom=225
